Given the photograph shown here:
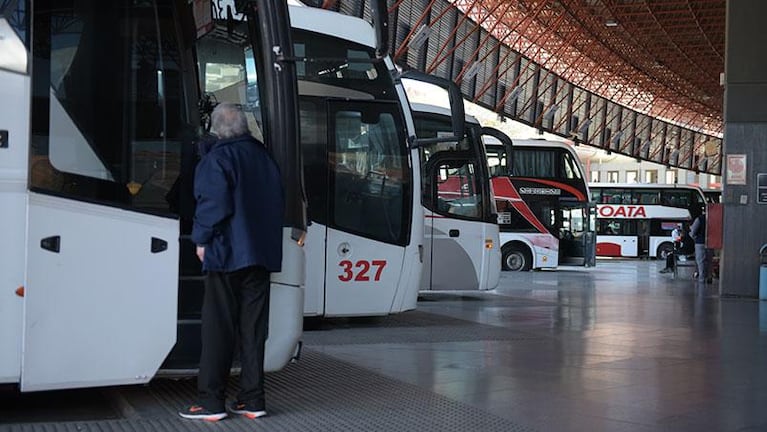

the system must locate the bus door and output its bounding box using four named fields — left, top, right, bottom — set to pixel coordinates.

left=637, top=219, right=651, bottom=258
left=323, top=99, right=411, bottom=315
left=559, top=203, right=588, bottom=266
left=584, top=203, right=597, bottom=266
left=424, top=152, right=488, bottom=290
left=22, top=0, right=180, bottom=391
